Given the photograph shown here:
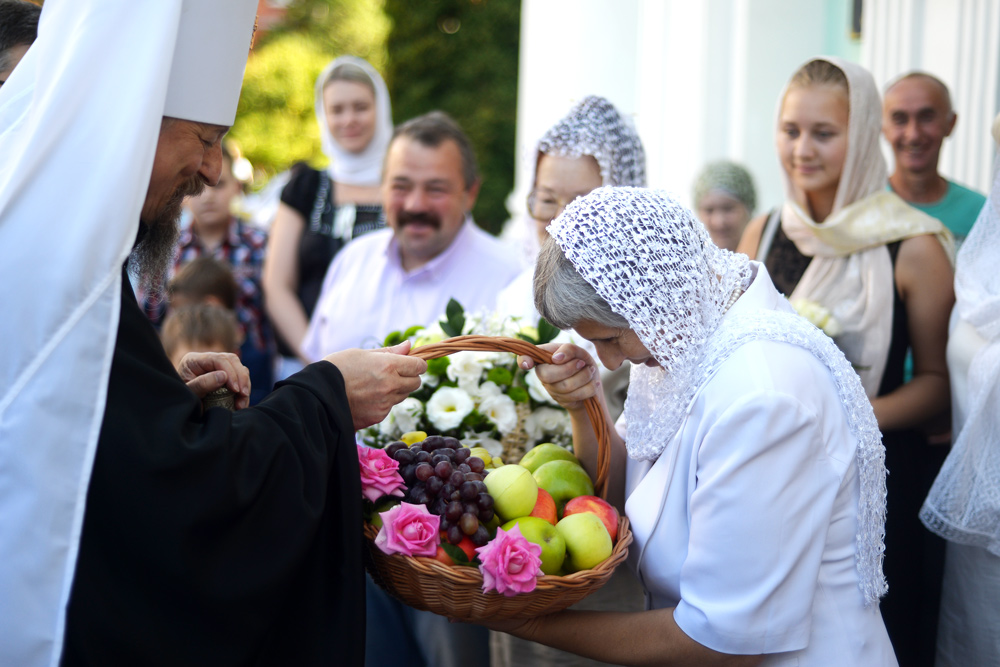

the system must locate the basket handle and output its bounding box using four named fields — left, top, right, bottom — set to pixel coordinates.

left=409, top=335, right=611, bottom=498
